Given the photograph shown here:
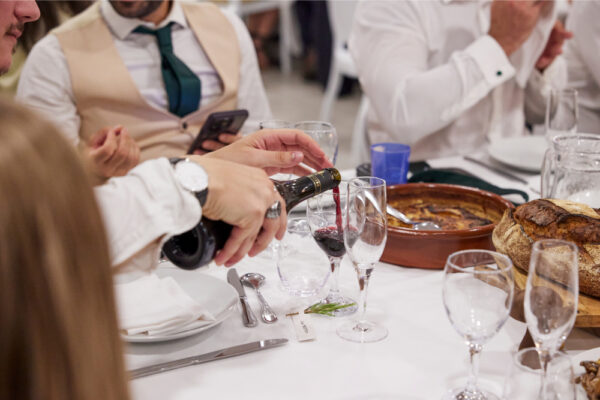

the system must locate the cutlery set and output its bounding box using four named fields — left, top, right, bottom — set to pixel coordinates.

left=227, top=268, right=278, bottom=327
